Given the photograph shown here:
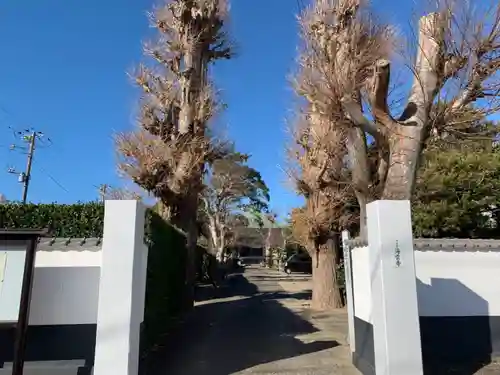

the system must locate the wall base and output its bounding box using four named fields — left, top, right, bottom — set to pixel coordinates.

left=352, top=315, right=500, bottom=374
left=0, top=362, right=92, bottom=375
left=353, top=351, right=375, bottom=375
left=0, top=324, right=96, bottom=370
left=421, top=315, right=500, bottom=371
left=353, top=317, right=375, bottom=374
